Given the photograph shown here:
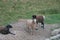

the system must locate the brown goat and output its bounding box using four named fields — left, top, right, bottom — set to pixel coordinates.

left=32, top=15, right=45, bottom=29
left=26, top=19, right=38, bottom=35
